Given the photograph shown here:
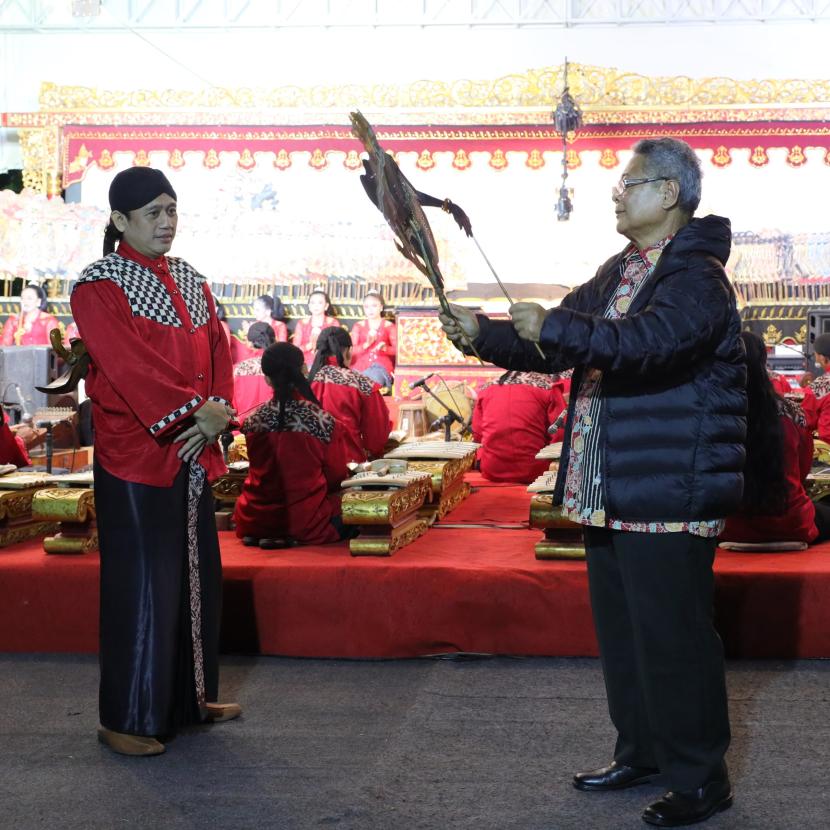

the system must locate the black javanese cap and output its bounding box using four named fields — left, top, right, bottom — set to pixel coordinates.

left=814, top=333, right=830, bottom=358
left=108, top=167, right=177, bottom=213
